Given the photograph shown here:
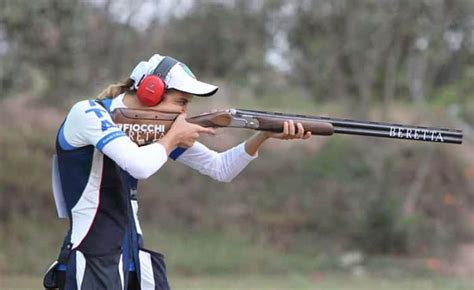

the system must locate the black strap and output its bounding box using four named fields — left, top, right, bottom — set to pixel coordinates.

left=152, top=56, right=178, bottom=79
left=57, top=243, right=73, bottom=265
